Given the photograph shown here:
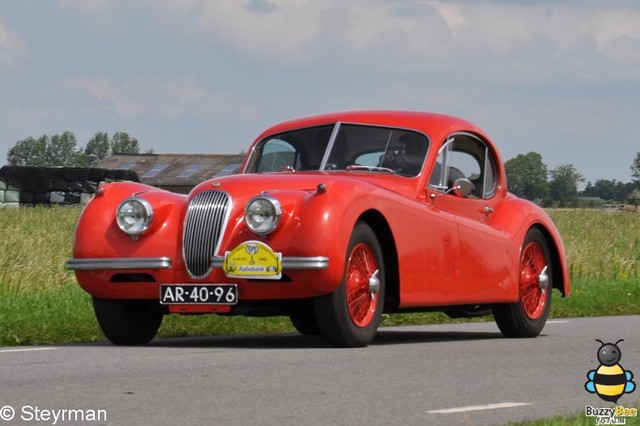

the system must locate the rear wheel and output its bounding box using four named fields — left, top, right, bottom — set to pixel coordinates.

left=315, top=222, right=385, bottom=347
left=92, top=297, right=163, bottom=345
left=493, top=228, right=552, bottom=337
